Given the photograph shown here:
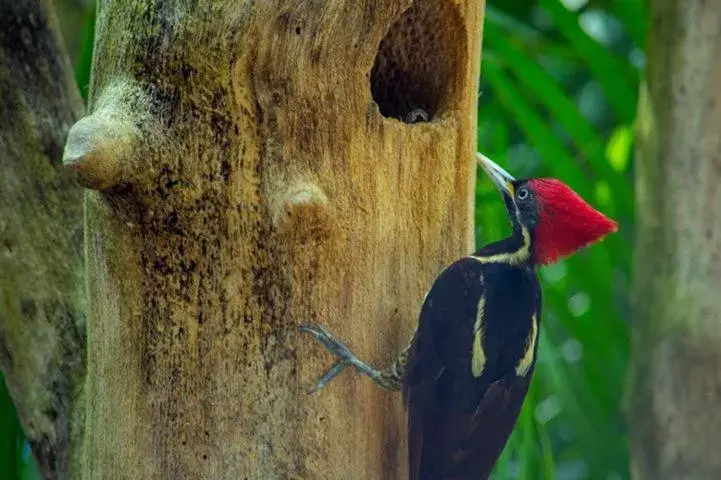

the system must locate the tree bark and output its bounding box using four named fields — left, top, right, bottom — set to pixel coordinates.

left=0, top=1, right=85, bottom=478
left=60, top=1, right=484, bottom=479
left=631, top=1, right=721, bottom=478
